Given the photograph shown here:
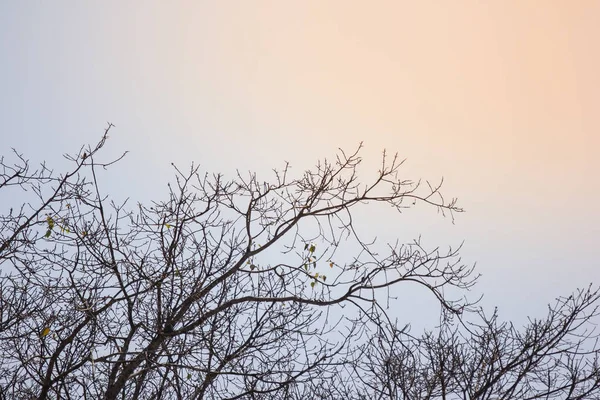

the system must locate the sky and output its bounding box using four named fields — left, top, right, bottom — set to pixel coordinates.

left=1, top=1, right=598, bottom=328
